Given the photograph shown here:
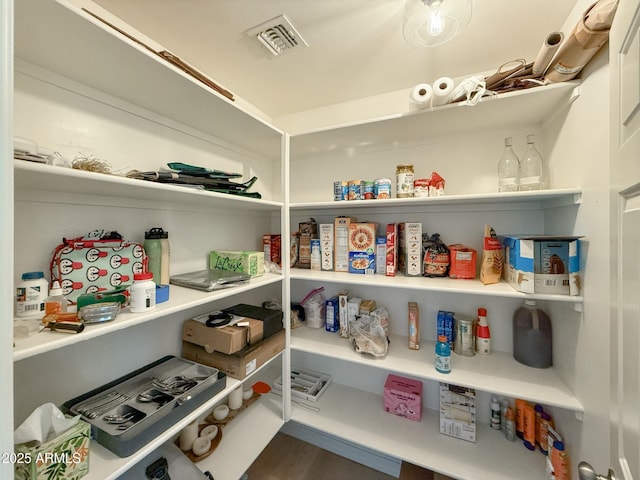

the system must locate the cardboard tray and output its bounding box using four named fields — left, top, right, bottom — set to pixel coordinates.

left=62, top=355, right=226, bottom=458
